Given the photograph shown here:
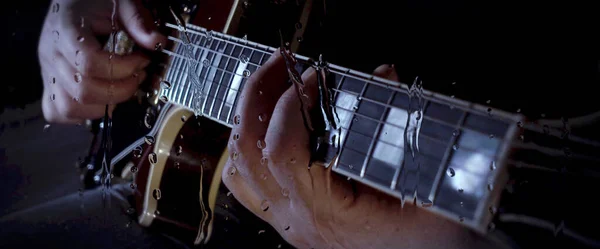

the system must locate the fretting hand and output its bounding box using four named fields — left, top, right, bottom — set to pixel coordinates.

left=38, top=0, right=166, bottom=124
left=223, top=49, right=496, bottom=249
